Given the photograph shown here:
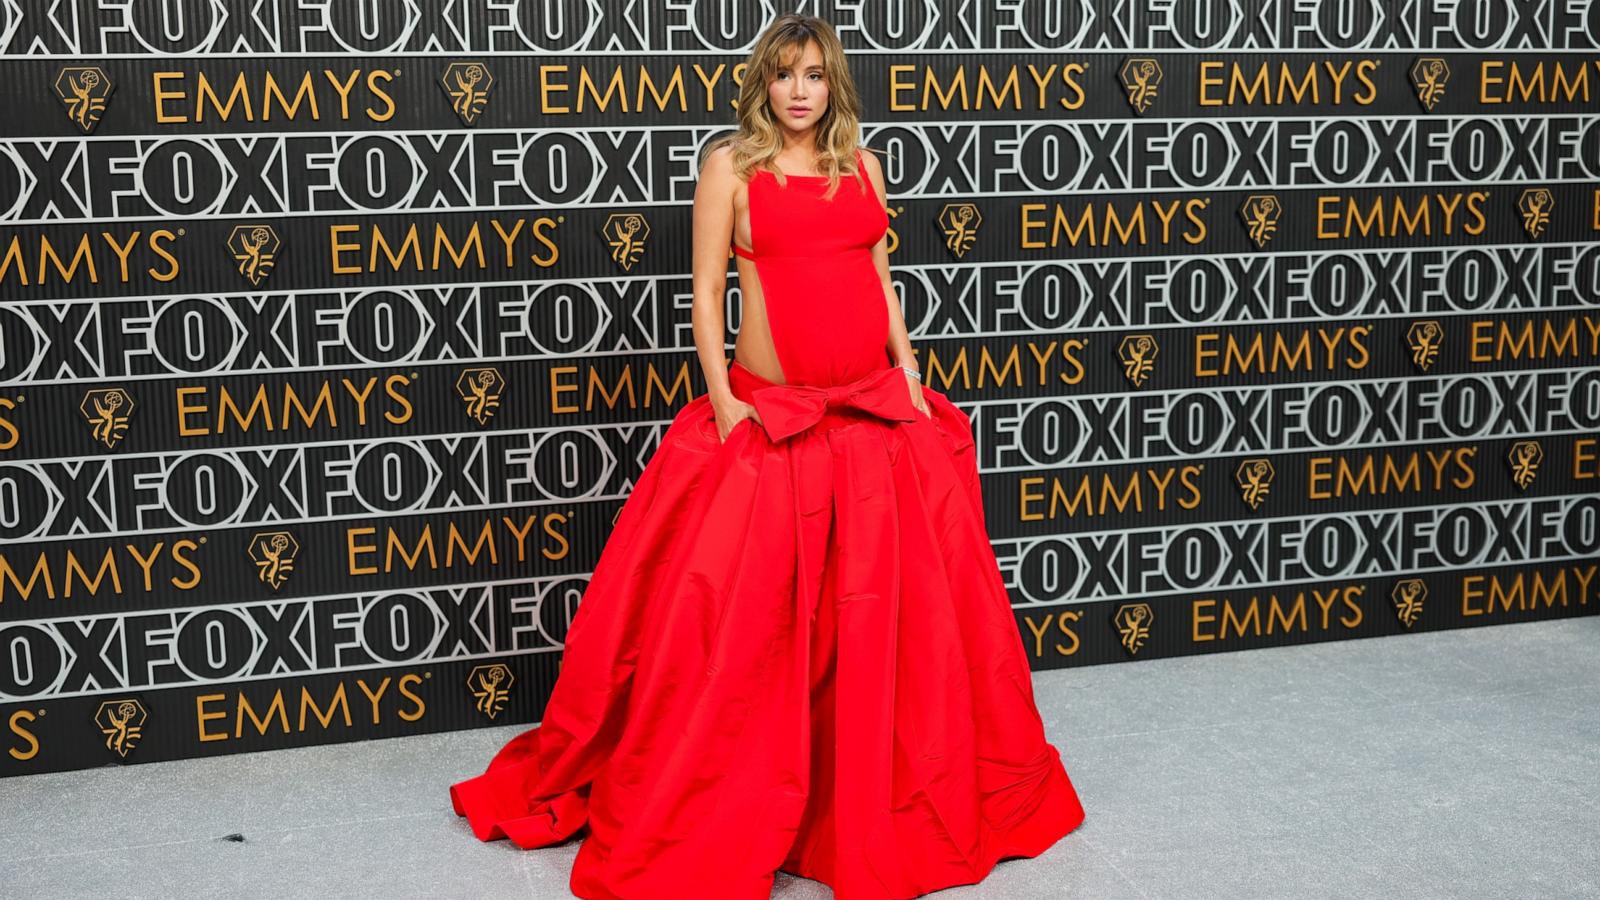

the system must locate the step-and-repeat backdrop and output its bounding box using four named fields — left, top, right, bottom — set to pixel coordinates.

left=0, top=3, right=1596, bottom=775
